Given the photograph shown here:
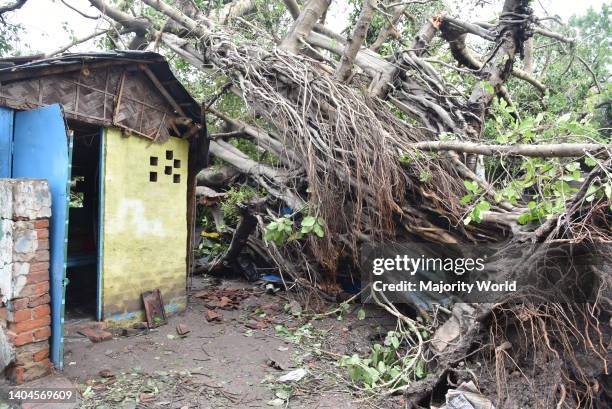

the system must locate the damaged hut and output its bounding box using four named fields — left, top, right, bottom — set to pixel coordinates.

left=0, top=51, right=207, bottom=370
